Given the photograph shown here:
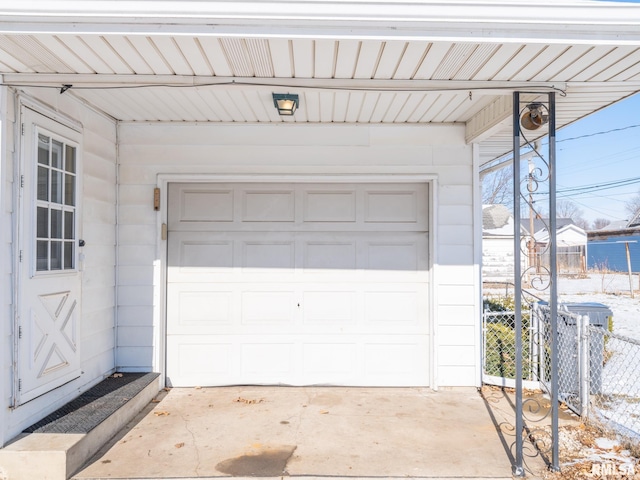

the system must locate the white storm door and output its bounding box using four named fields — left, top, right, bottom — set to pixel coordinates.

left=17, top=107, right=82, bottom=405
